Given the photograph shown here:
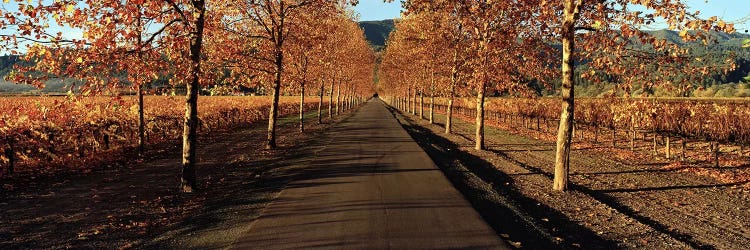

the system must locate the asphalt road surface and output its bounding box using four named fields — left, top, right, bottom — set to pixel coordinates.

left=231, top=99, right=508, bottom=249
